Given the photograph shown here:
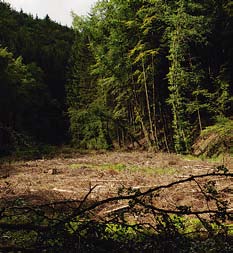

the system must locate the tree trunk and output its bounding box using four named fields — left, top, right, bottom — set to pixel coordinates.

left=142, top=58, right=155, bottom=150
